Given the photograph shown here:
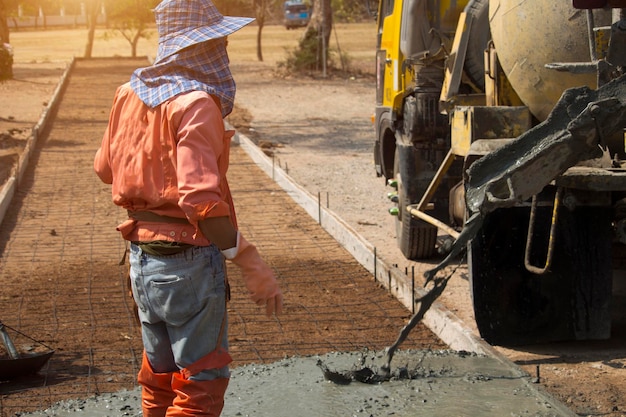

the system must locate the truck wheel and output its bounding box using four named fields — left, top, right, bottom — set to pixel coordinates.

left=469, top=204, right=612, bottom=346
left=393, top=148, right=437, bottom=260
